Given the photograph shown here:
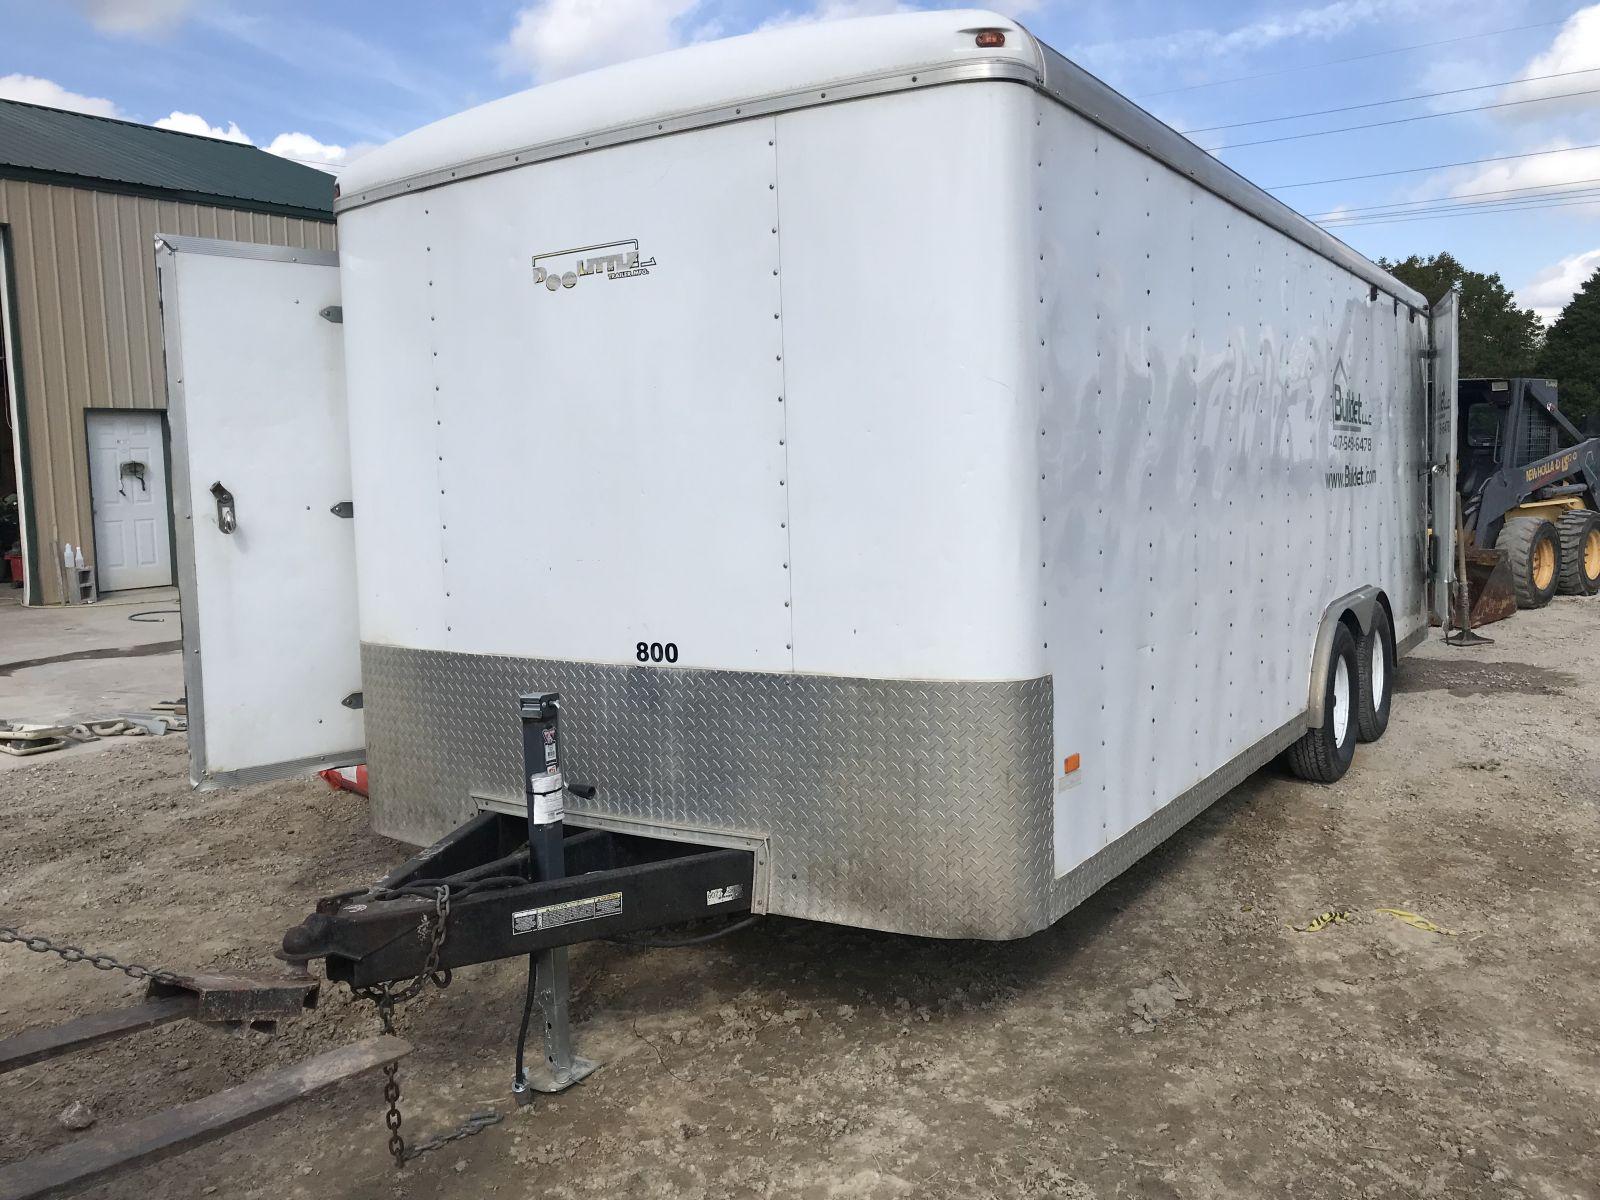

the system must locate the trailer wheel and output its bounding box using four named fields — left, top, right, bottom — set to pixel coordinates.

left=1354, top=605, right=1394, bottom=743
left=1556, top=510, right=1600, bottom=596
left=1496, top=516, right=1561, bottom=609
left=1284, top=622, right=1359, bottom=783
